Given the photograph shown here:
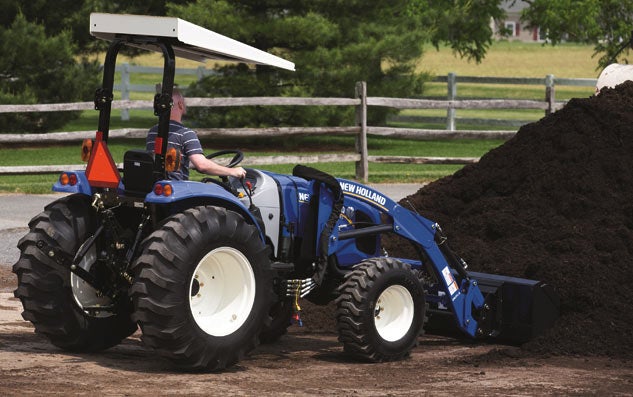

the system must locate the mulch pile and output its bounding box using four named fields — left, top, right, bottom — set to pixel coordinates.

left=387, top=81, right=633, bottom=358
